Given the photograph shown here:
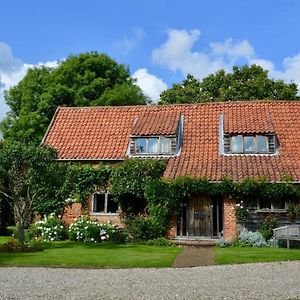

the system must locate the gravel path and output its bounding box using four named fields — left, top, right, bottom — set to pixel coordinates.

left=1, top=261, right=300, bottom=299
